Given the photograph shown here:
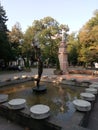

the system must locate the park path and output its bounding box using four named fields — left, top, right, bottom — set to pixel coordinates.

left=0, top=68, right=55, bottom=81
